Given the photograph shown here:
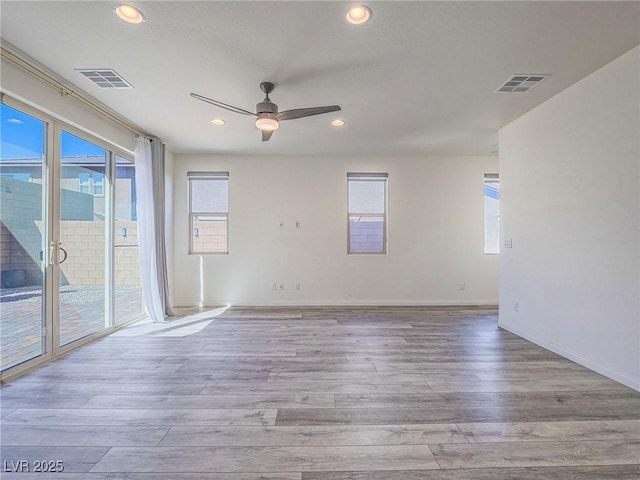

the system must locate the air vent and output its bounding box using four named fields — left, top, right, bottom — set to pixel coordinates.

left=76, top=69, right=133, bottom=89
left=494, top=74, right=549, bottom=93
